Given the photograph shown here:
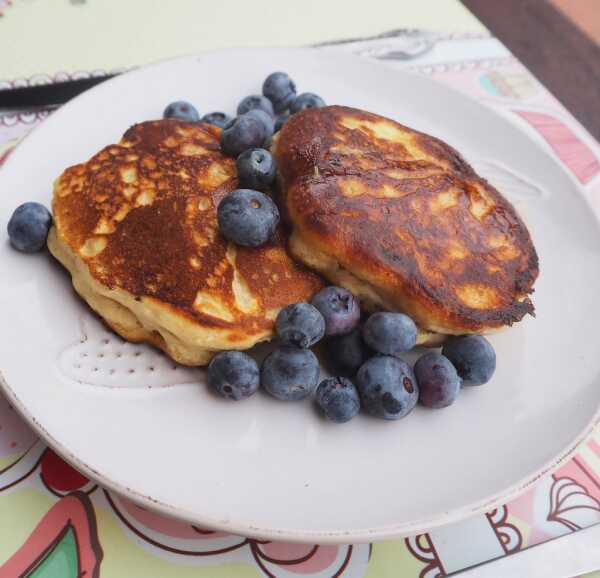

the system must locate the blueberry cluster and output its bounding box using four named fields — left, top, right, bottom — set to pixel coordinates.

left=208, top=283, right=497, bottom=424
left=161, top=72, right=326, bottom=249
left=208, top=286, right=360, bottom=422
